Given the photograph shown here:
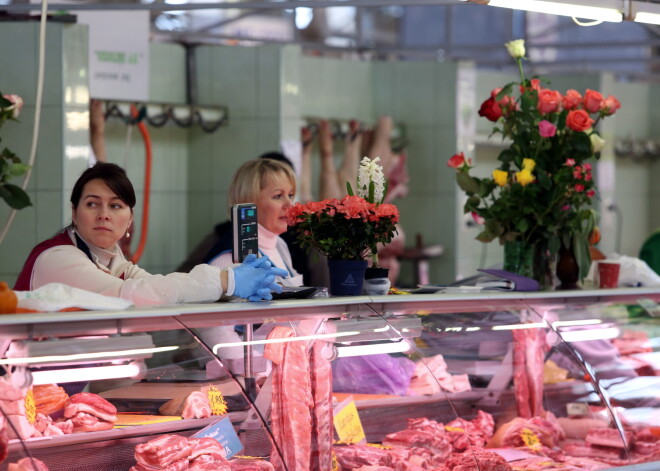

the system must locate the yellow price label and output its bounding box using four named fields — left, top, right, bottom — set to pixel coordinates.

left=25, top=390, right=36, bottom=424
left=521, top=427, right=542, bottom=450
left=207, top=385, right=228, bottom=416
left=333, top=400, right=365, bottom=445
